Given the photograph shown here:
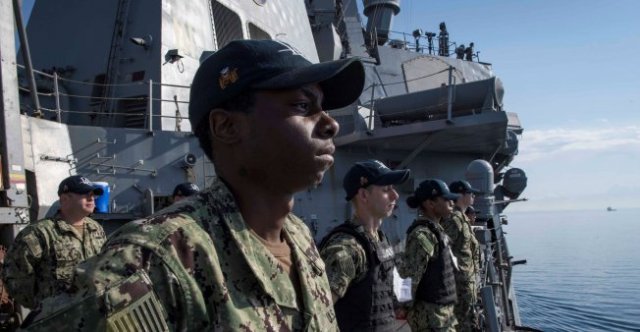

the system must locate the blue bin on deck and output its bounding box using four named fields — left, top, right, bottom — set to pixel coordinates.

left=93, top=181, right=110, bottom=213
